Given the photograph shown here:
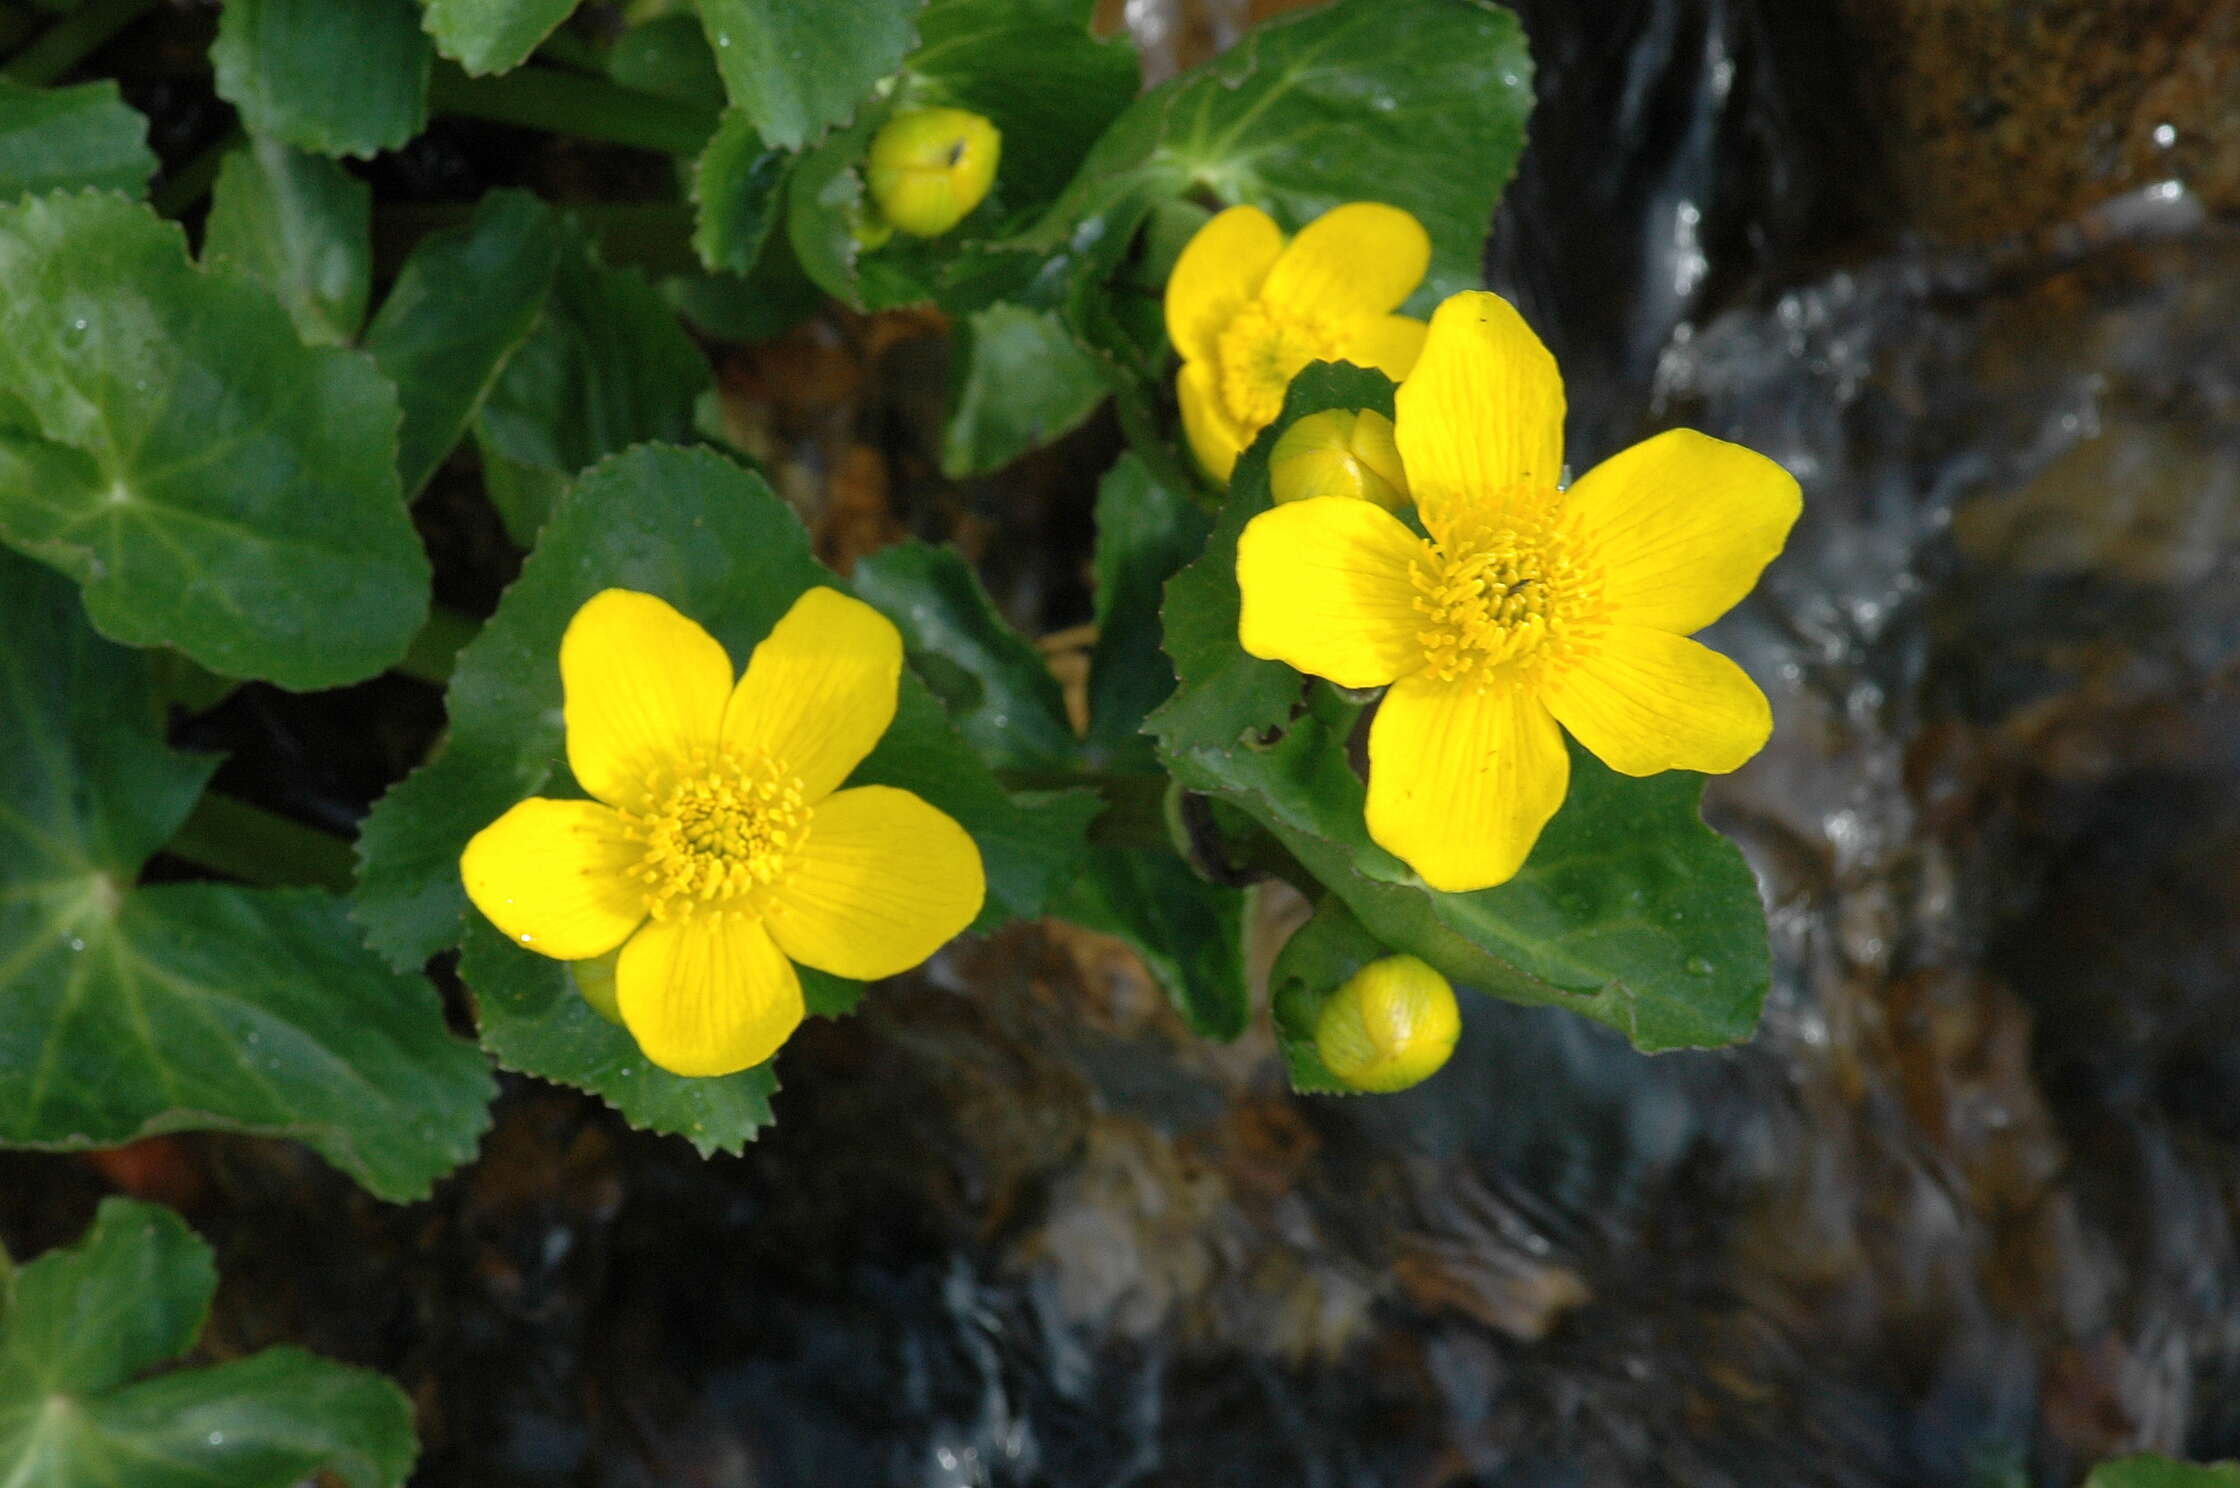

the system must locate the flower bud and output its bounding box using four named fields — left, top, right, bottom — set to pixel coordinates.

left=1268, top=408, right=1409, bottom=511
left=865, top=107, right=1001, bottom=239
left=1314, top=954, right=1459, bottom=1092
